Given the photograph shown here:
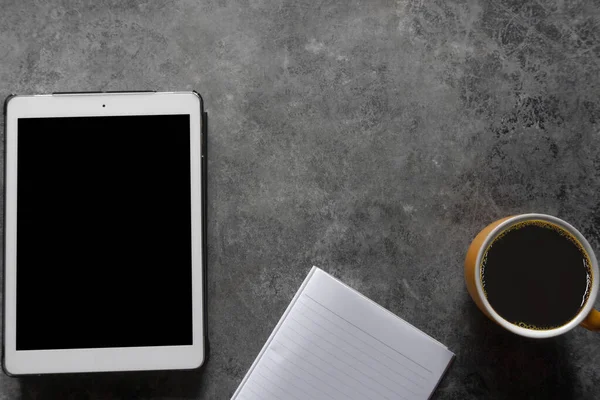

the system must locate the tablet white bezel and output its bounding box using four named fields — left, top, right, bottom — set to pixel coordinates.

left=4, top=92, right=205, bottom=375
